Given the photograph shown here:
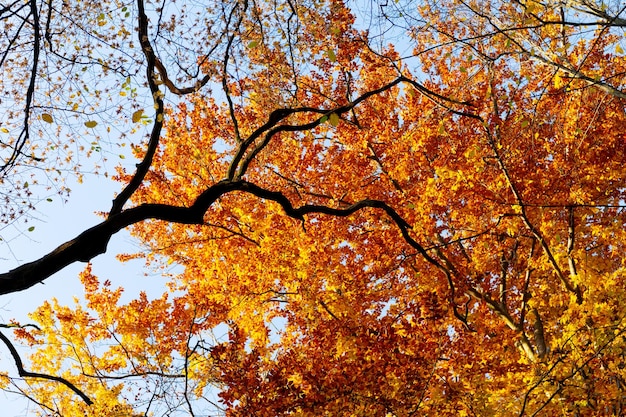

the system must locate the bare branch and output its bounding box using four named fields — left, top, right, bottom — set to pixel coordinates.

left=109, top=0, right=166, bottom=216
left=1, top=0, right=40, bottom=174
